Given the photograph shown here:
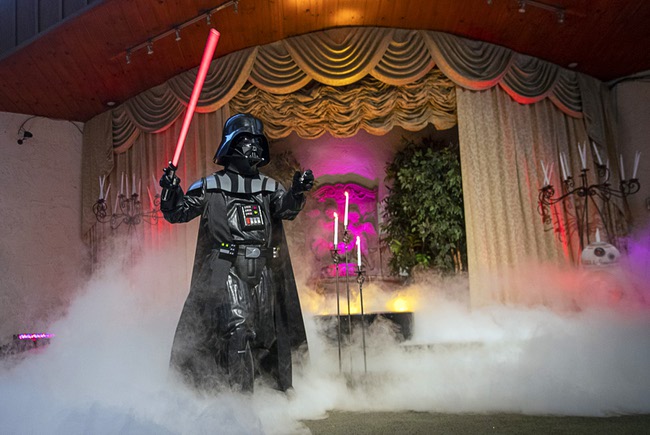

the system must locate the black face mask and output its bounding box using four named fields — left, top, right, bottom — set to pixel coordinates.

left=228, top=135, right=265, bottom=175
